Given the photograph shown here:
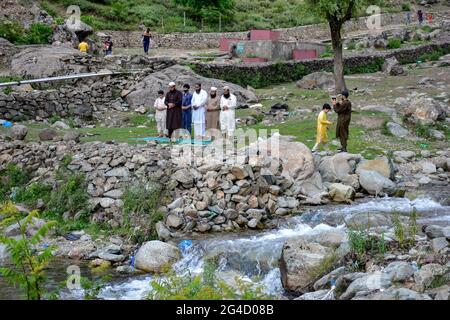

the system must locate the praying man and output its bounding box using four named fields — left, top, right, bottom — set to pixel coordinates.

left=191, top=83, right=208, bottom=138
left=220, top=86, right=237, bottom=139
